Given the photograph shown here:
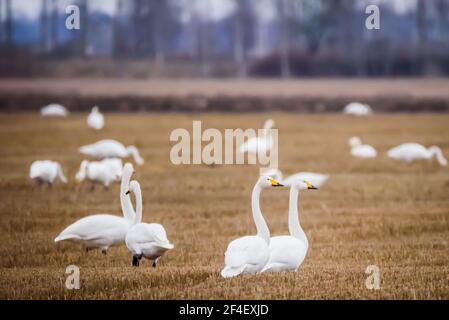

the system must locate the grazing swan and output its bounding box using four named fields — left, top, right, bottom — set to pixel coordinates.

left=262, top=180, right=317, bottom=273
left=79, top=139, right=144, bottom=165
left=343, top=102, right=372, bottom=116
left=239, top=119, right=275, bottom=155
left=125, top=181, right=174, bottom=267
left=87, top=106, right=104, bottom=130
left=54, top=163, right=138, bottom=253
left=29, top=160, right=68, bottom=185
left=263, top=168, right=329, bottom=188
left=349, top=136, right=377, bottom=158
left=387, top=143, right=447, bottom=166
left=75, top=158, right=123, bottom=187
left=40, top=104, right=68, bottom=117
left=221, top=176, right=284, bottom=278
